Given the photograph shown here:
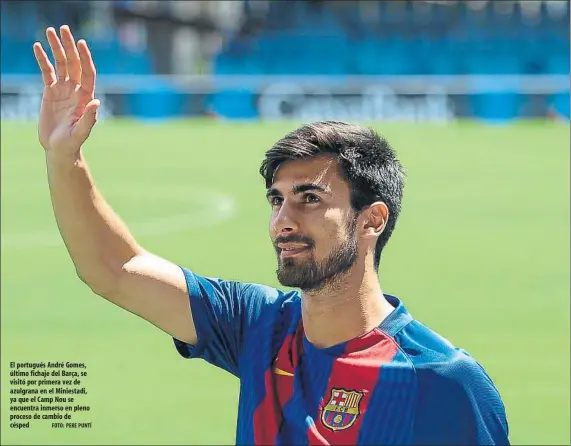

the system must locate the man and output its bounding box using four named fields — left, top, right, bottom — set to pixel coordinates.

left=33, top=25, right=509, bottom=445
